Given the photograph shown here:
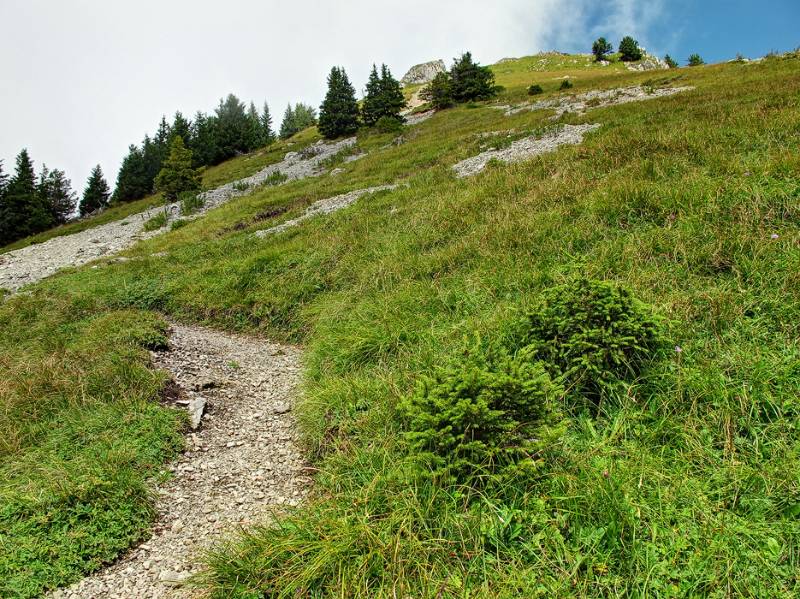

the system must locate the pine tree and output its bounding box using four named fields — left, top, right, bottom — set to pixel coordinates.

left=38, top=166, right=76, bottom=225
left=190, top=111, right=219, bottom=166
left=170, top=111, right=192, bottom=145
left=245, top=102, right=263, bottom=151
left=80, top=165, right=110, bottom=216
left=664, top=54, right=678, bottom=68
left=260, top=102, right=275, bottom=144
left=141, top=135, right=162, bottom=192
left=592, top=37, right=613, bottom=61
left=361, top=65, right=383, bottom=127
left=318, top=66, right=360, bottom=139
left=379, top=64, right=406, bottom=120
left=0, top=149, right=52, bottom=244
left=112, top=144, right=151, bottom=203
left=688, top=53, right=705, bottom=67
left=420, top=72, right=454, bottom=109
left=215, top=94, right=249, bottom=160
left=154, top=136, right=202, bottom=201
left=618, top=36, right=643, bottom=62
left=449, top=52, right=497, bottom=102
left=279, top=104, right=296, bottom=139
left=154, top=116, right=172, bottom=163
